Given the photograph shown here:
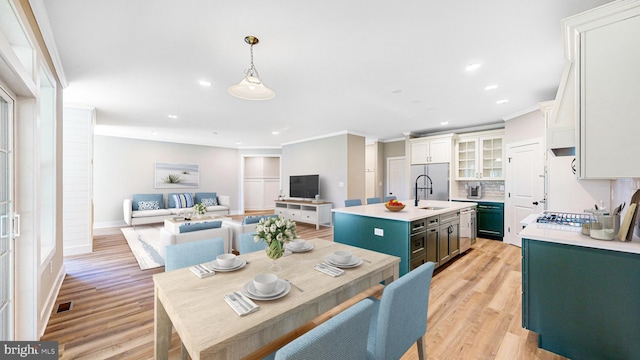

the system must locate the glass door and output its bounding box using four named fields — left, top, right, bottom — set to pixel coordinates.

left=0, top=87, right=14, bottom=340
